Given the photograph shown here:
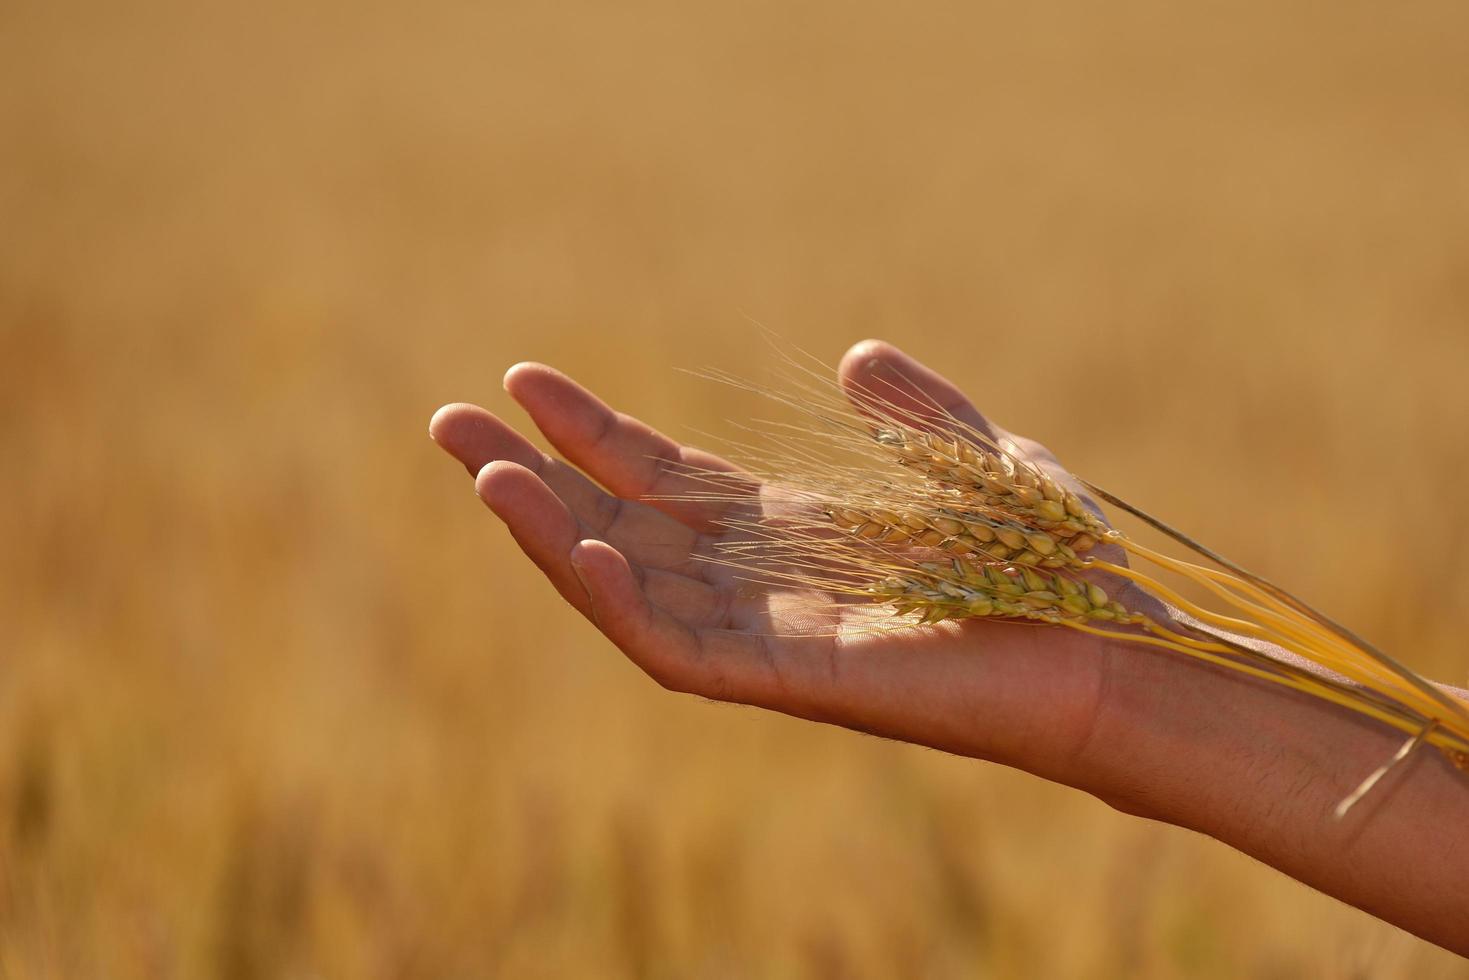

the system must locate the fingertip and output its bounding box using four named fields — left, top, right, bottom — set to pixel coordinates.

left=428, top=402, right=482, bottom=445
left=837, top=340, right=923, bottom=404
left=840, top=338, right=900, bottom=374
left=567, top=539, right=645, bottom=633
left=568, top=538, right=595, bottom=594
left=569, top=538, right=618, bottom=604
left=835, top=340, right=1000, bottom=442
left=837, top=338, right=914, bottom=407
left=502, top=363, right=618, bottom=452
left=473, top=459, right=530, bottom=506
left=502, top=362, right=532, bottom=391
left=428, top=404, right=451, bottom=440
left=503, top=361, right=558, bottom=399
left=568, top=537, right=622, bottom=579
left=837, top=339, right=914, bottom=388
